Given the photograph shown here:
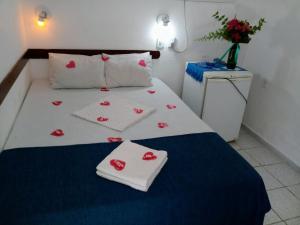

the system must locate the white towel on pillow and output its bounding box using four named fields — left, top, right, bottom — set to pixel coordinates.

left=72, top=95, right=155, bottom=131
left=96, top=140, right=168, bottom=192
